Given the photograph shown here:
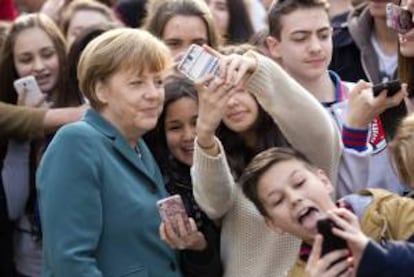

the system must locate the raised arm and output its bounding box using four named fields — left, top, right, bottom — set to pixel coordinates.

left=244, top=51, right=341, bottom=182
